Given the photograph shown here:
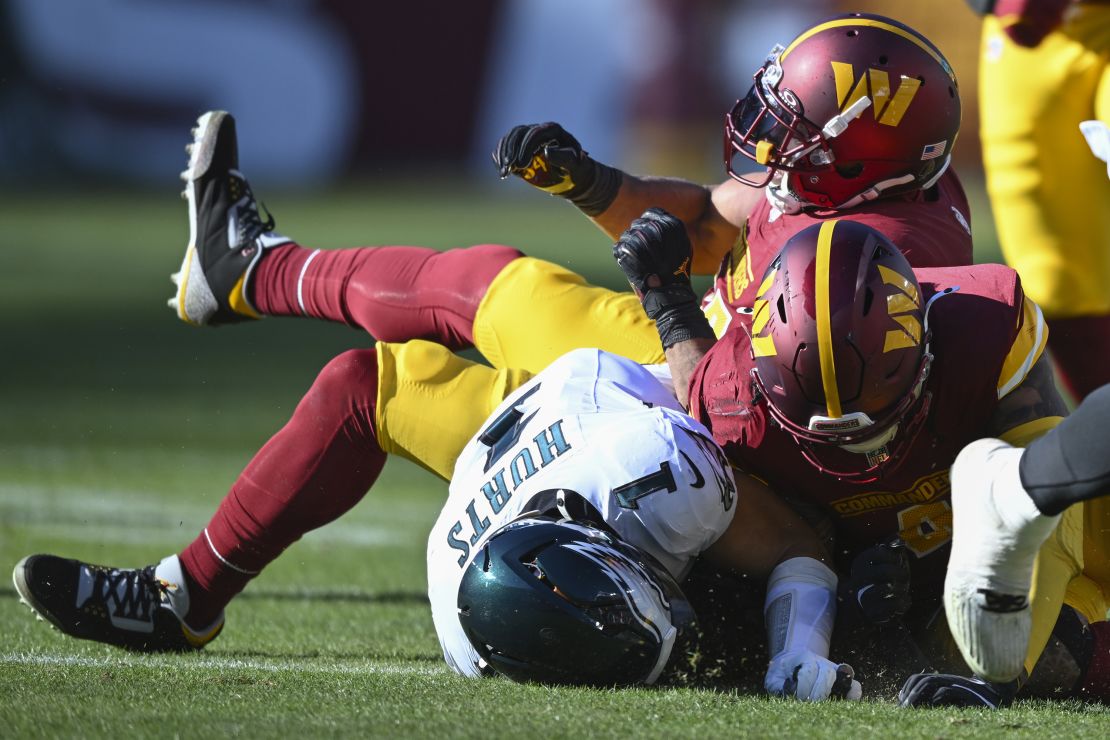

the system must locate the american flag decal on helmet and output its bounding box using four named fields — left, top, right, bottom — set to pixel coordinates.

left=920, top=141, right=947, bottom=160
